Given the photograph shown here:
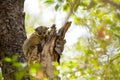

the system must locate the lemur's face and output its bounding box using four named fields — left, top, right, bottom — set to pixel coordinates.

left=35, top=26, right=49, bottom=37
